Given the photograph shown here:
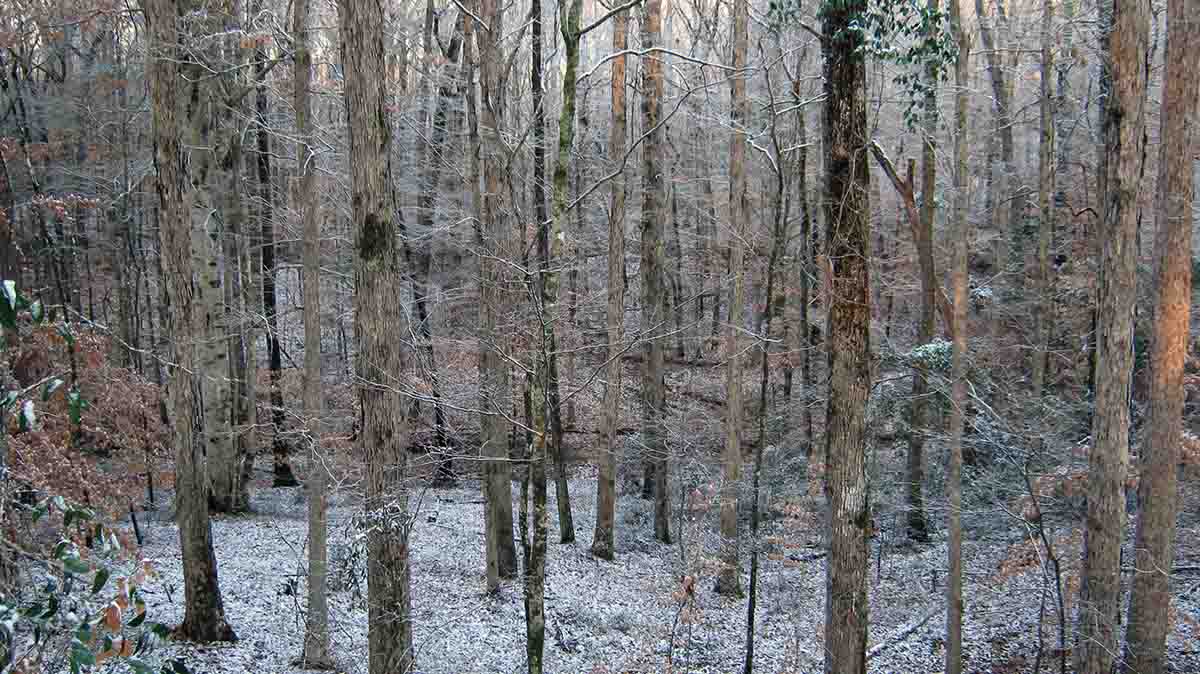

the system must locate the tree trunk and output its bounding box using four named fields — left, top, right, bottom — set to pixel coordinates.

left=295, top=0, right=332, bottom=664
left=795, top=84, right=815, bottom=458
left=974, top=0, right=1020, bottom=247
left=1076, top=1, right=1148, bottom=671
left=338, top=0, right=415, bottom=667
left=257, top=58, right=297, bottom=488
left=591, top=6, right=628, bottom=562
left=415, top=9, right=462, bottom=488
left=474, top=0, right=519, bottom=590
left=1031, top=0, right=1056, bottom=395
left=641, top=0, right=670, bottom=545
left=146, top=0, right=236, bottom=642
left=716, top=0, right=748, bottom=598
left=821, top=0, right=872, bottom=669
left=906, top=0, right=940, bottom=543
left=1122, top=0, right=1198, bottom=669
left=539, top=0, right=578, bottom=545
left=946, top=2, right=970, bottom=671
